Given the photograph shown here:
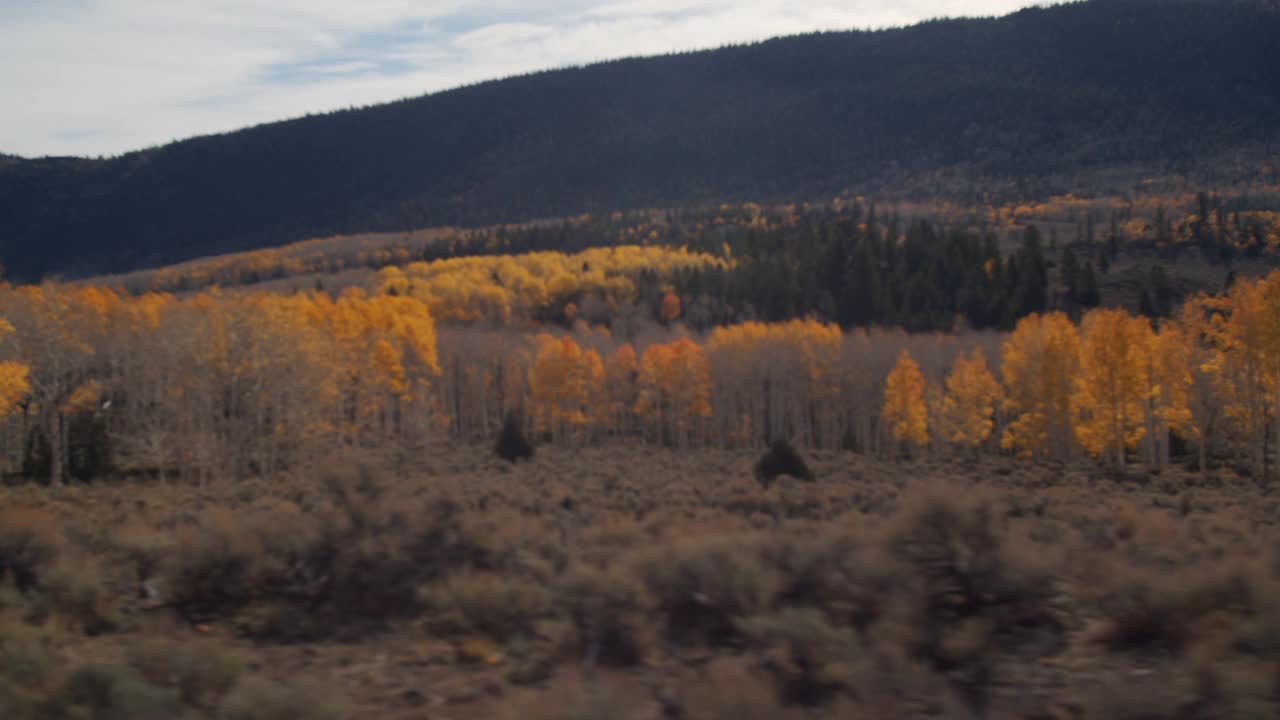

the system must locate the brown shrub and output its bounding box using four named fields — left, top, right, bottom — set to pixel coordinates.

left=633, top=535, right=780, bottom=647
left=0, top=620, right=61, bottom=720
left=422, top=573, right=554, bottom=642
left=738, top=608, right=857, bottom=707
left=885, top=485, right=1061, bottom=712
left=39, top=556, right=119, bottom=634
left=768, top=532, right=895, bottom=635
left=128, top=636, right=244, bottom=709
left=53, top=663, right=182, bottom=720
left=557, top=564, right=649, bottom=666
left=217, top=675, right=344, bottom=720
left=508, top=682, right=651, bottom=720
left=166, top=468, right=489, bottom=637
left=0, top=509, right=62, bottom=592
left=167, top=509, right=262, bottom=620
